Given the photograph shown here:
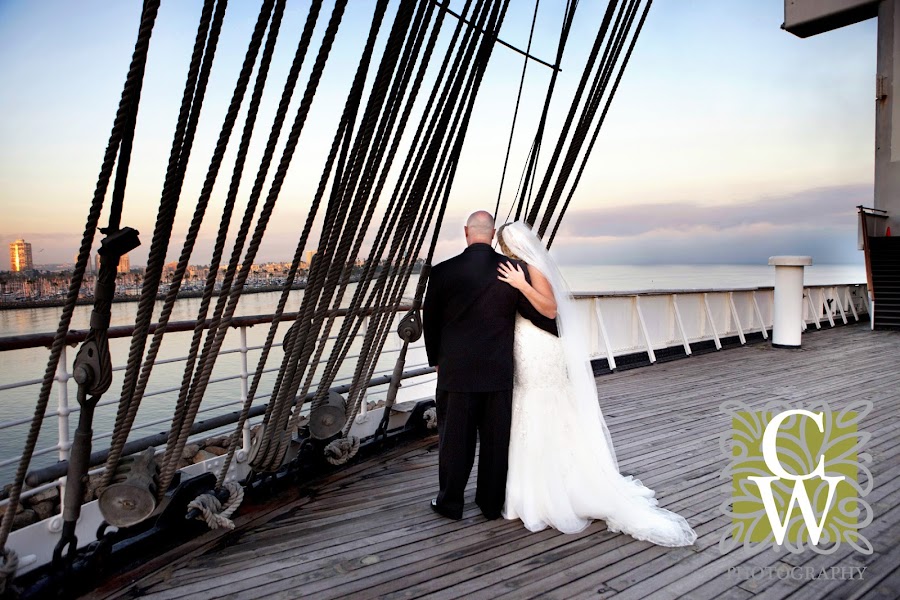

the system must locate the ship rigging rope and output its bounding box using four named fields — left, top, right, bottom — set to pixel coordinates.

left=220, top=3, right=382, bottom=474
left=251, top=0, right=427, bottom=471
left=270, top=0, right=440, bottom=462
left=538, top=0, right=640, bottom=240
left=187, top=481, right=243, bottom=529
left=104, top=0, right=228, bottom=488
left=513, top=0, right=579, bottom=223
left=157, top=0, right=342, bottom=498
left=246, top=0, right=513, bottom=472
left=135, top=0, right=284, bottom=494
left=0, top=0, right=161, bottom=560
left=344, top=0, right=513, bottom=437
left=523, top=0, right=652, bottom=244
left=492, top=0, right=541, bottom=222
left=170, top=0, right=330, bottom=490
left=546, top=0, right=652, bottom=247
left=523, top=0, right=617, bottom=230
